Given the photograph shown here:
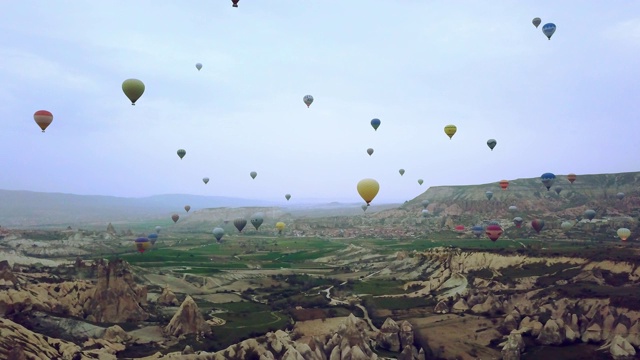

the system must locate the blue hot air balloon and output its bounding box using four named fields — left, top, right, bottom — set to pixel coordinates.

left=472, top=225, right=484, bottom=238
left=542, top=23, right=556, bottom=40
left=370, top=118, right=381, bottom=131
left=541, top=173, right=556, bottom=191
